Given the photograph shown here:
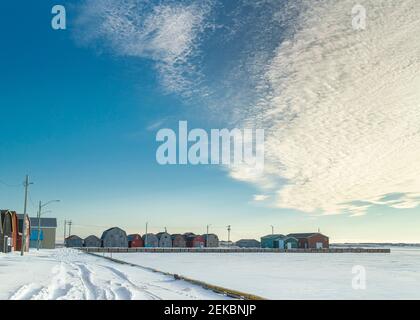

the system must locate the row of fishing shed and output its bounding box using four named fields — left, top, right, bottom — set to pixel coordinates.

left=235, top=233, right=330, bottom=249
left=65, top=227, right=220, bottom=248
